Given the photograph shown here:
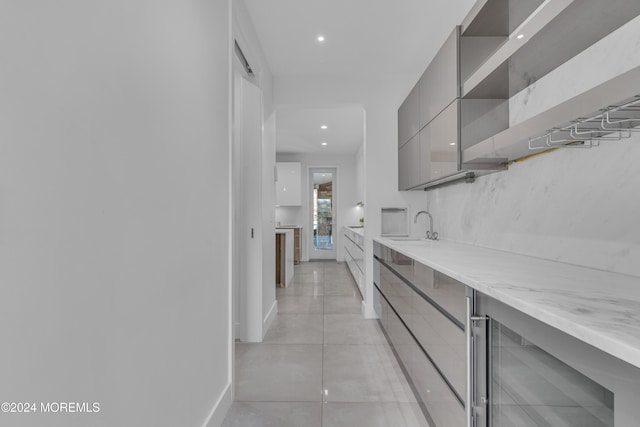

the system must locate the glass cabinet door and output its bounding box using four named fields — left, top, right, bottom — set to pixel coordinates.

left=490, top=321, right=614, bottom=427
